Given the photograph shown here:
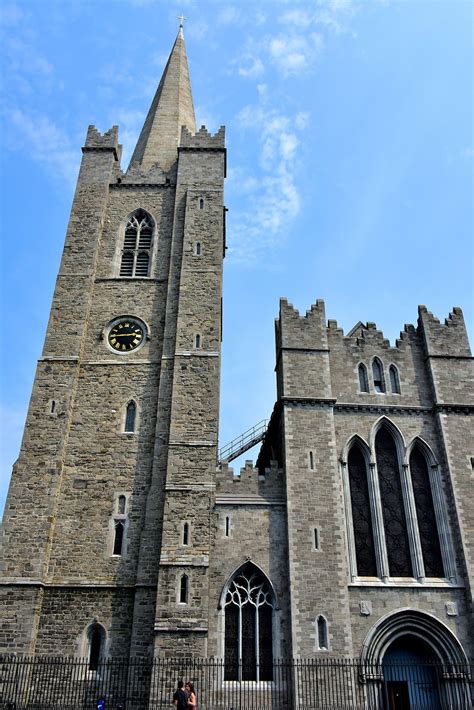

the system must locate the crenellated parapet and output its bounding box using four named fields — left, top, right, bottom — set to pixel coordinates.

left=418, top=306, right=471, bottom=357
left=276, top=298, right=328, bottom=350
left=180, top=125, right=226, bottom=150
left=119, top=160, right=170, bottom=185
left=83, top=125, right=119, bottom=152
left=216, top=459, right=284, bottom=500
